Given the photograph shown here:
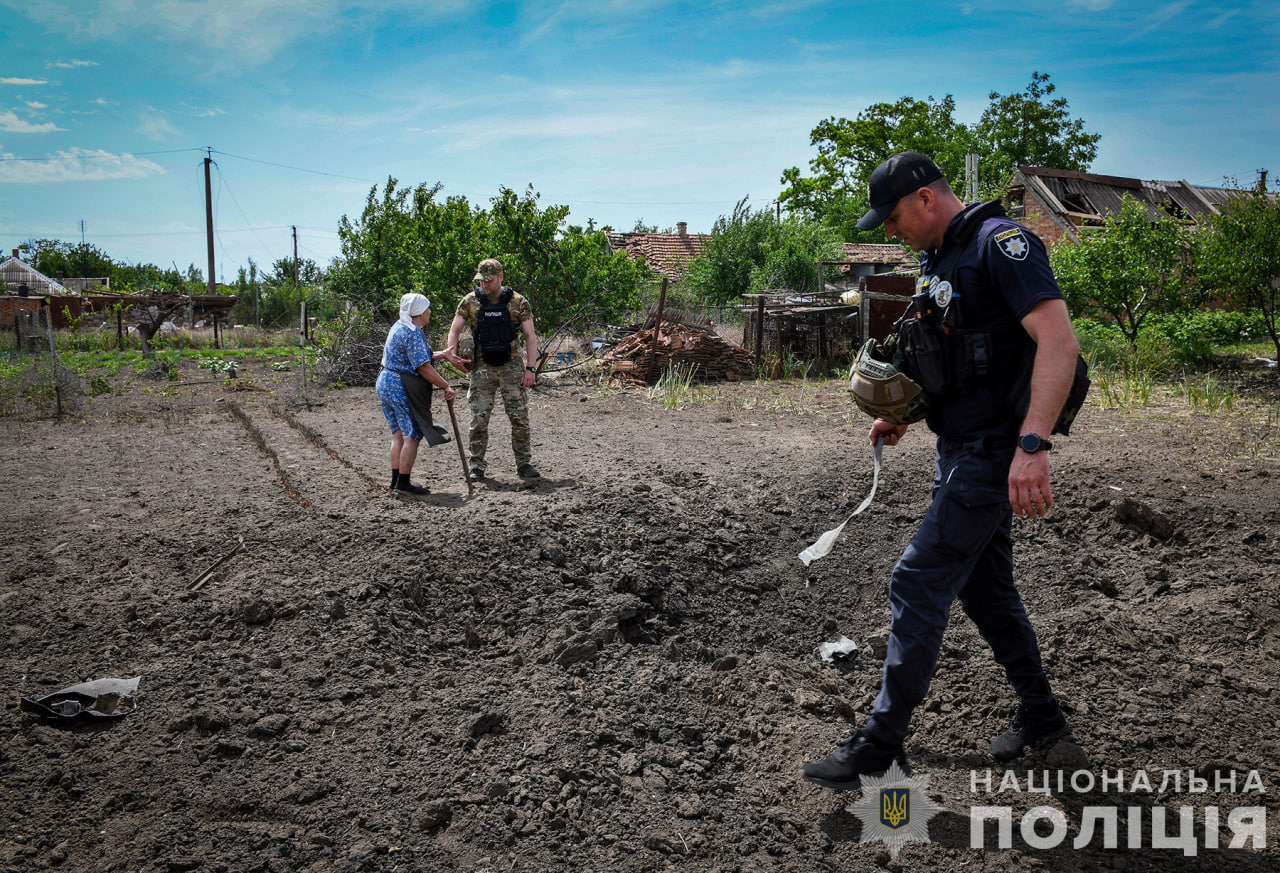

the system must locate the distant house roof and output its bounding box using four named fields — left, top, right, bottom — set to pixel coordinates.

left=0, top=256, right=73, bottom=296
left=838, top=243, right=917, bottom=267
left=1007, top=166, right=1245, bottom=247
left=606, top=223, right=709, bottom=282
